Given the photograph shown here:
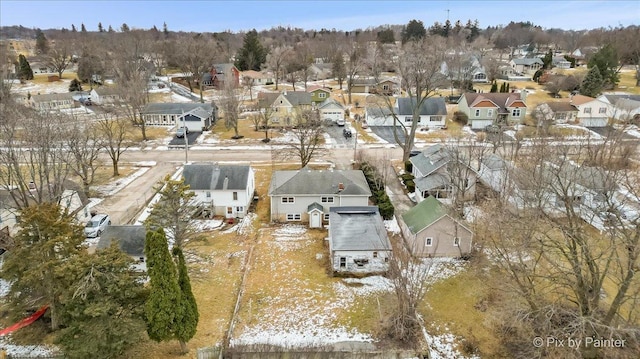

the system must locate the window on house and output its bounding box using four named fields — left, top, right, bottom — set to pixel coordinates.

left=321, top=196, right=334, bottom=203
left=383, top=85, right=390, bottom=90
left=319, top=93, right=327, bottom=98
left=340, top=257, right=346, bottom=268
left=426, top=238, right=433, bottom=246
left=373, top=251, right=378, bottom=258
left=286, top=213, right=301, bottom=221
left=487, top=109, right=493, bottom=117
left=599, top=107, right=606, bottom=114
left=323, top=213, right=330, bottom=221
left=430, top=116, right=440, bottom=122
left=557, top=113, right=566, bottom=120
left=227, top=207, right=233, bottom=214
left=584, top=107, right=591, bottom=114
left=206, top=191, right=211, bottom=198
left=405, top=116, right=413, bottom=123
left=512, top=108, right=521, bottom=117
left=281, top=197, right=294, bottom=203
left=454, top=238, right=460, bottom=246
left=233, top=192, right=238, bottom=200
left=475, top=109, right=480, bottom=117
left=235, top=206, right=243, bottom=212
left=354, top=258, right=369, bottom=267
